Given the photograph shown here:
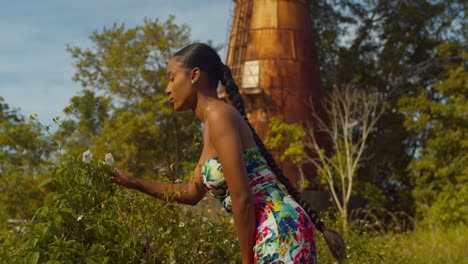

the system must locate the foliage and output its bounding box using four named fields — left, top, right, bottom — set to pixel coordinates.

left=0, top=16, right=237, bottom=263
left=264, top=117, right=309, bottom=188
left=316, top=213, right=468, bottom=263
left=398, top=43, right=467, bottom=227
left=0, top=155, right=240, bottom=263
left=349, top=207, right=416, bottom=235
left=56, top=90, right=111, bottom=159
left=63, top=16, right=202, bottom=181
left=308, top=0, right=466, bottom=215
left=0, top=98, right=50, bottom=231
left=264, top=117, right=306, bottom=165
left=0, top=1, right=466, bottom=261
left=305, top=86, right=384, bottom=231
